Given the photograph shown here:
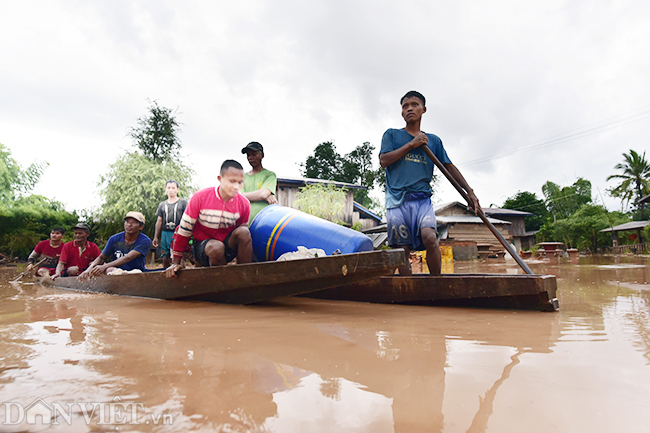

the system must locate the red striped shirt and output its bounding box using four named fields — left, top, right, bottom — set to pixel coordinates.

left=172, top=187, right=250, bottom=257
